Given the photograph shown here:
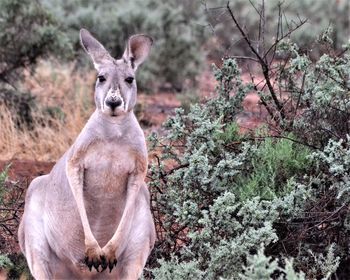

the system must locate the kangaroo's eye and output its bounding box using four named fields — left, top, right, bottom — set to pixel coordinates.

left=125, top=77, right=134, bottom=84
left=97, top=75, right=106, bottom=83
